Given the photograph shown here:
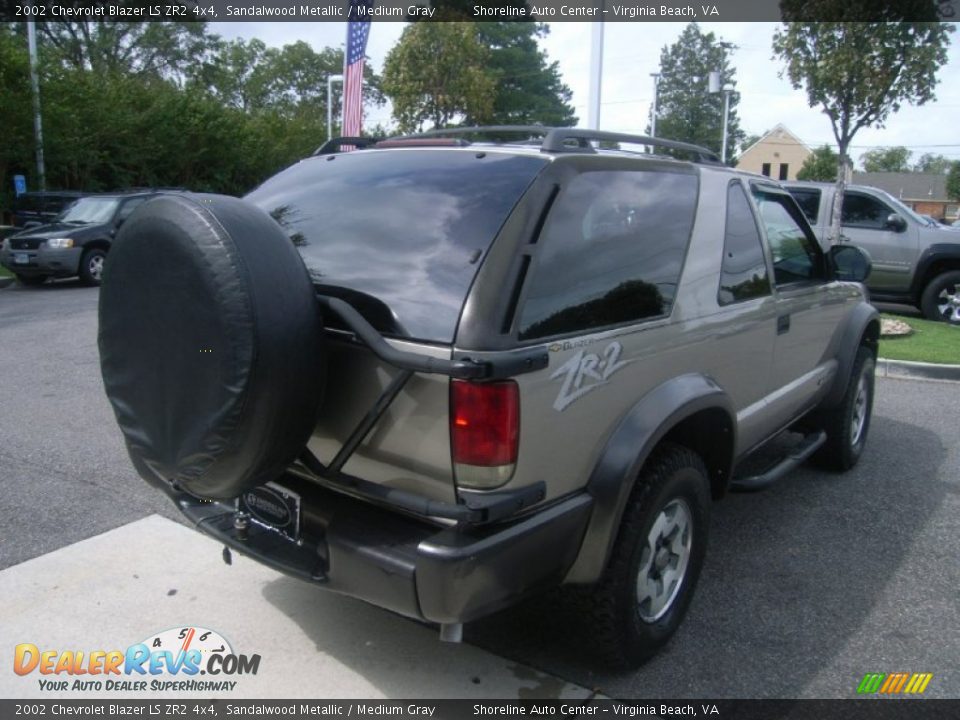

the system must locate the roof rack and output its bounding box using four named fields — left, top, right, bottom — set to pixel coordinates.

left=540, top=128, right=720, bottom=164
left=313, top=136, right=382, bottom=156
left=315, top=126, right=721, bottom=165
